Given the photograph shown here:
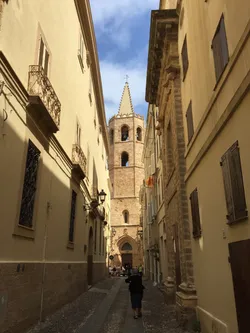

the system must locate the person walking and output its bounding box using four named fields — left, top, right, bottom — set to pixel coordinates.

left=125, top=268, right=145, bottom=319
